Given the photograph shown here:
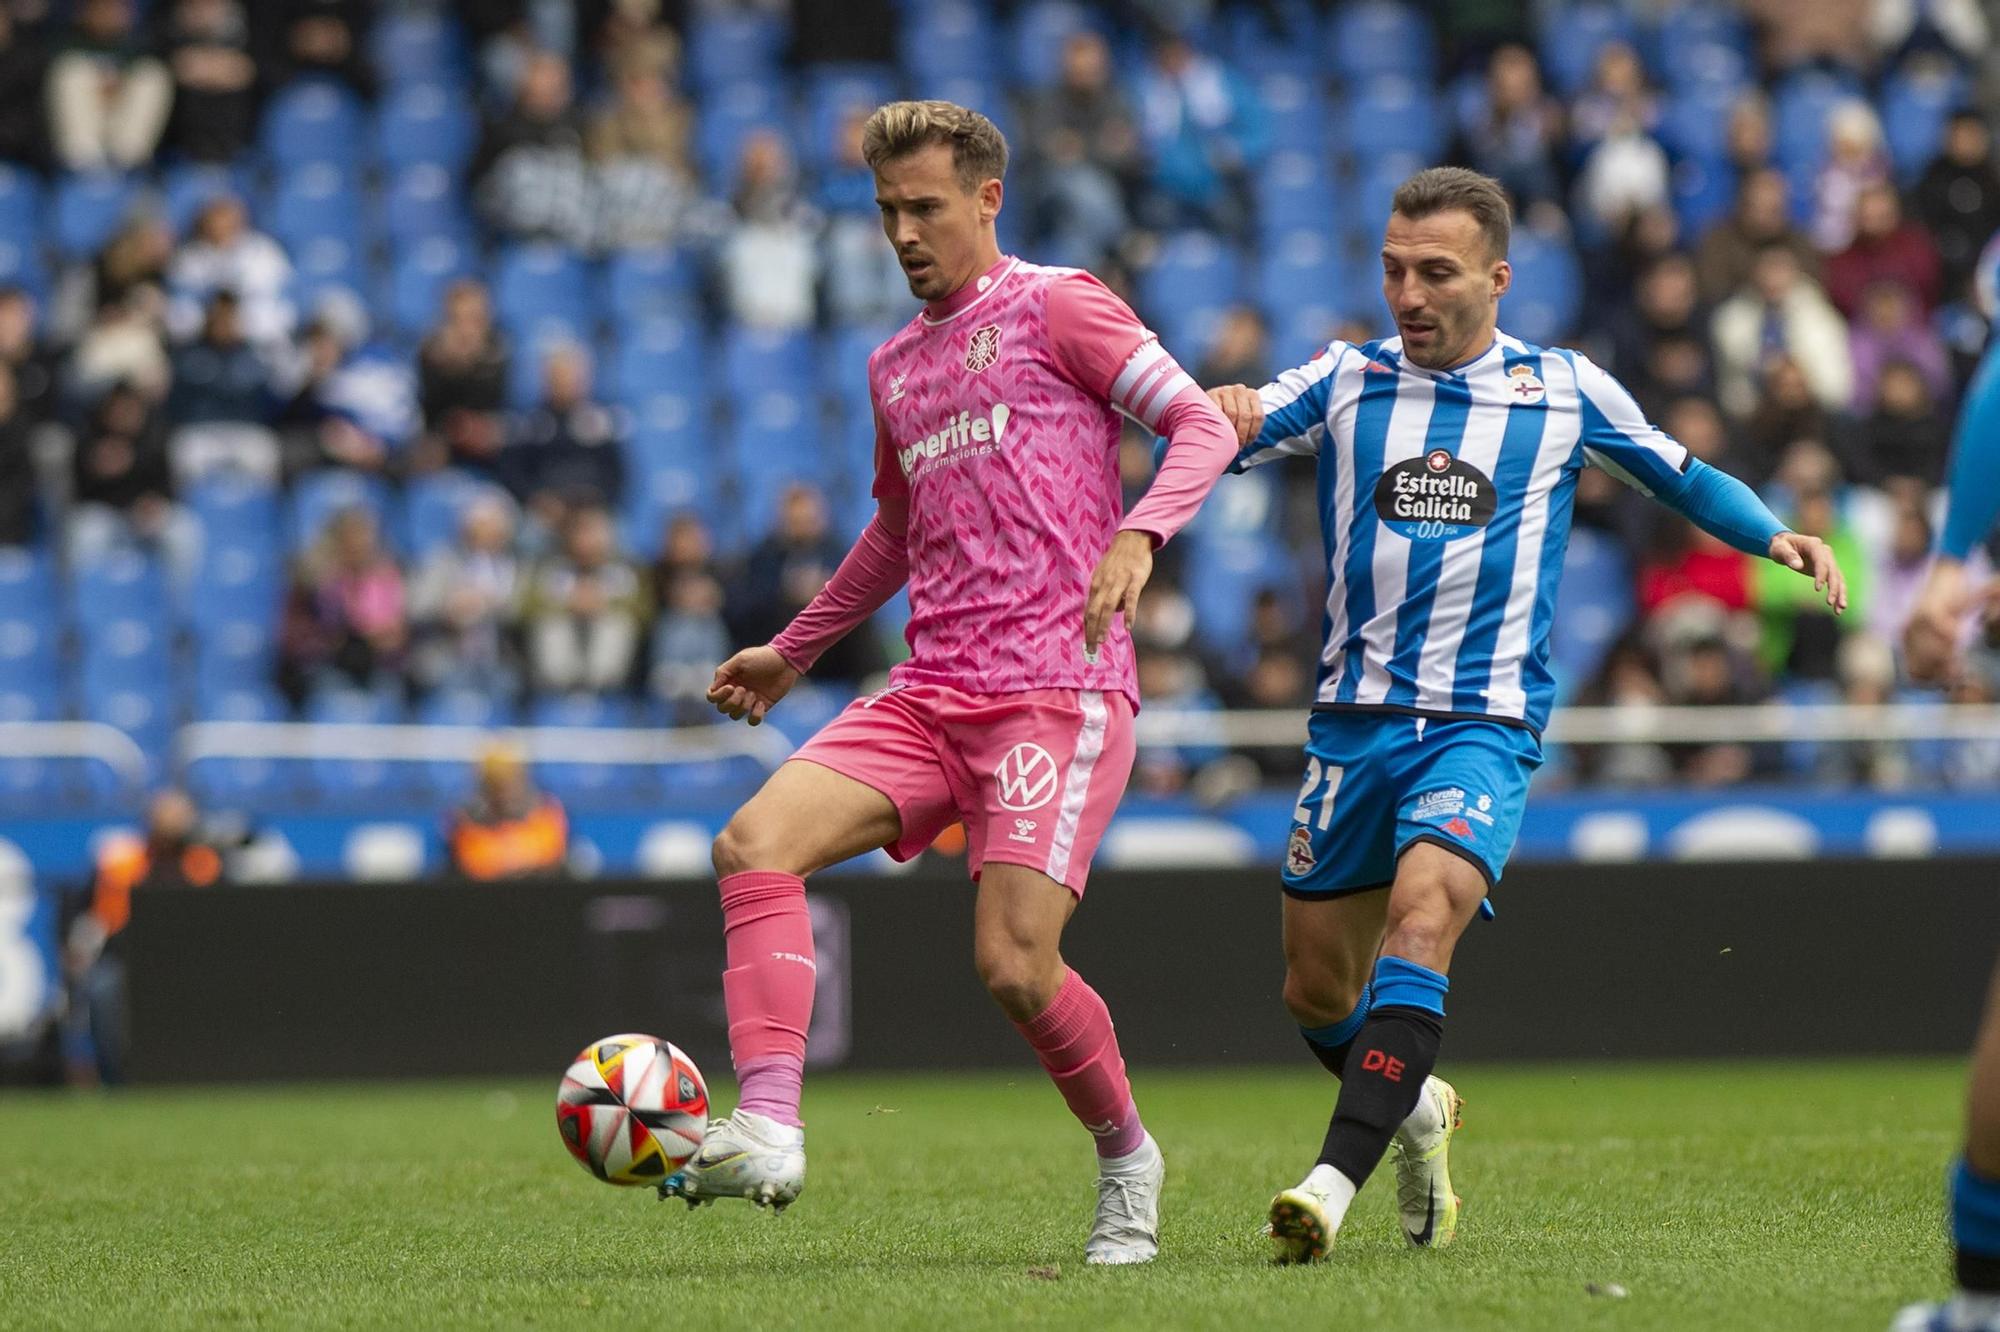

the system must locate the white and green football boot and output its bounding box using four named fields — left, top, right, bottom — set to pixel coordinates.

left=1390, top=1075, right=1464, bottom=1248
left=1893, top=1298, right=2000, bottom=1331
left=658, top=1108, right=806, bottom=1213
left=1266, top=1168, right=1345, bottom=1265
